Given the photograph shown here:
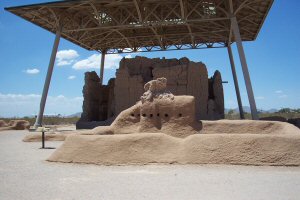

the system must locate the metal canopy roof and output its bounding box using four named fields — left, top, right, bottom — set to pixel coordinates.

left=5, top=0, right=273, bottom=54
